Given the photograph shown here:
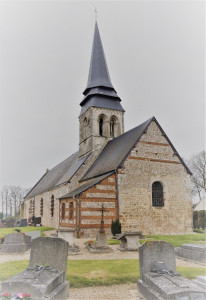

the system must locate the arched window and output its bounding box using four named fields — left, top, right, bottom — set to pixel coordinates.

left=40, top=198, right=43, bottom=217
left=152, top=182, right=164, bottom=207
left=110, top=117, right=116, bottom=137
left=99, top=117, right=104, bottom=136
left=29, top=199, right=34, bottom=216
left=69, top=202, right=74, bottom=220
left=62, top=203, right=65, bottom=220
left=50, top=195, right=54, bottom=217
